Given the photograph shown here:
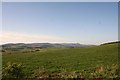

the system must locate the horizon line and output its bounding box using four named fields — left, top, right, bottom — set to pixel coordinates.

left=0, top=40, right=119, bottom=45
